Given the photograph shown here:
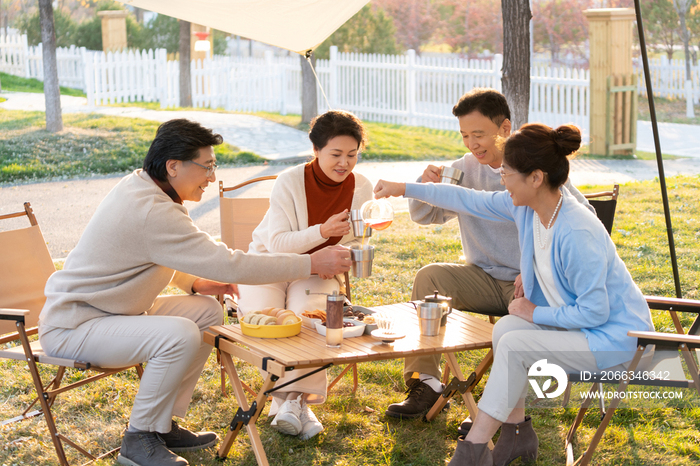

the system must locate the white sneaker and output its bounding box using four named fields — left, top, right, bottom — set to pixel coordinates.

left=298, top=402, right=324, bottom=440
left=270, top=396, right=302, bottom=436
